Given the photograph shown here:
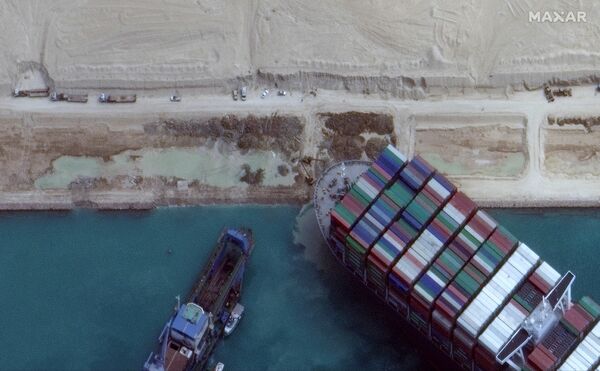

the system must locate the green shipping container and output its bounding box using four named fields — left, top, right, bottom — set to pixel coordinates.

left=513, top=294, right=534, bottom=313
left=579, top=296, right=600, bottom=319
left=456, top=271, right=478, bottom=295
left=386, top=183, right=413, bottom=208
left=346, top=236, right=368, bottom=255
left=334, top=203, right=357, bottom=225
